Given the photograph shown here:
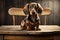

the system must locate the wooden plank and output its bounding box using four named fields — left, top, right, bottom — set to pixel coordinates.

left=0, top=35, right=3, bottom=40
left=4, top=35, right=53, bottom=40
left=40, top=0, right=45, bottom=25
left=54, top=36, right=60, bottom=40
left=48, top=0, right=54, bottom=25
left=59, top=0, right=60, bottom=26
left=41, top=0, right=49, bottom=25
left=54, top=0, right=60, bottom=25
left=14, top=0, right=18, bottom=7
